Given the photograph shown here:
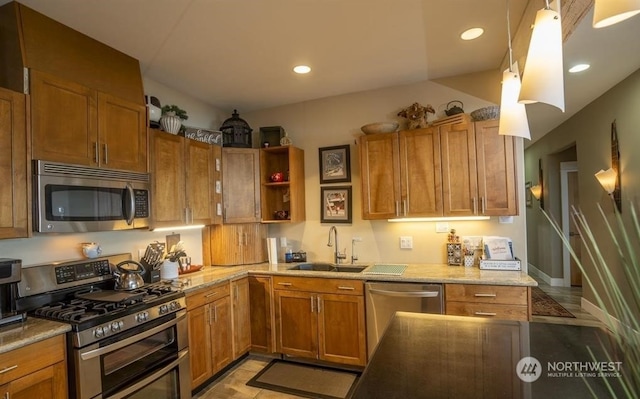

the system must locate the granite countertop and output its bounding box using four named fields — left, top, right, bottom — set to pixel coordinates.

left=352, top=312, right=628, bottom=398
left=0, top=318, right=71, bottom=354
left=178, top=262, right=537, bottom=293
